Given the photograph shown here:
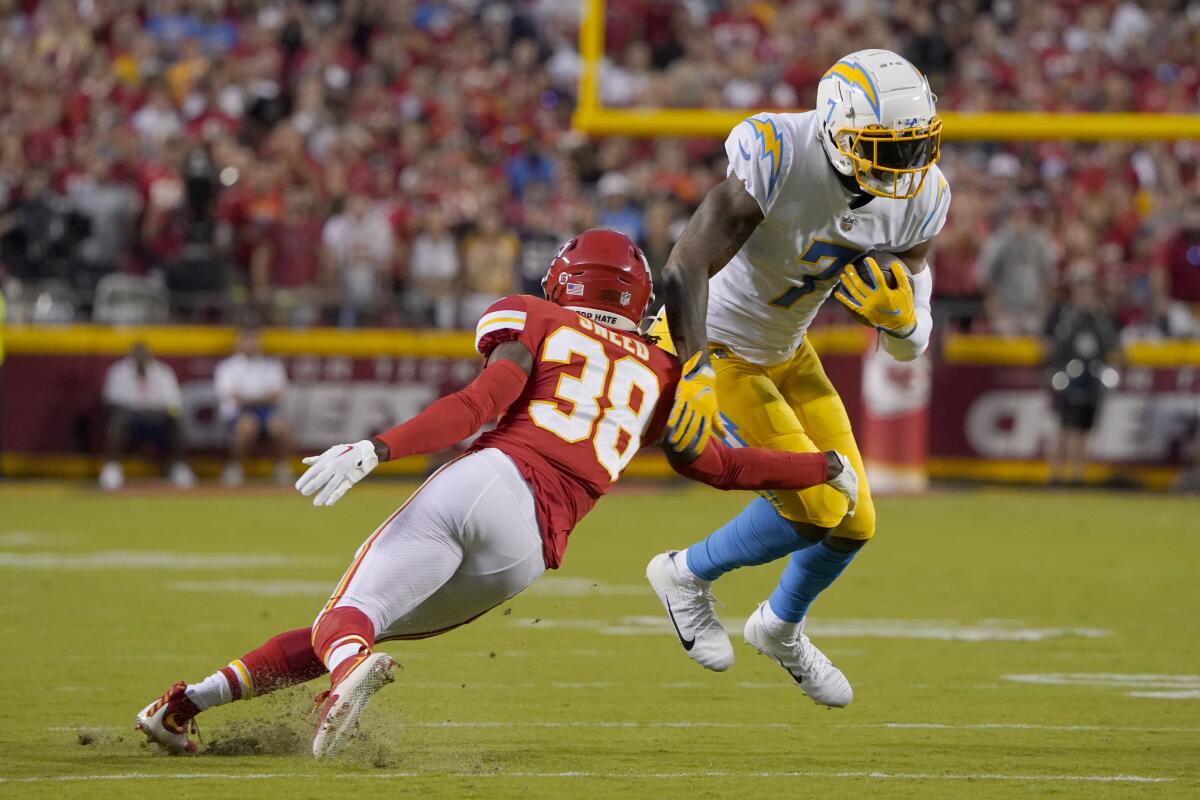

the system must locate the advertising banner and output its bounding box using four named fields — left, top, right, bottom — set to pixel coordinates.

left=2, top=325, right=1197, bottom=487
left=929, top=362, right=1200, bottom=466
